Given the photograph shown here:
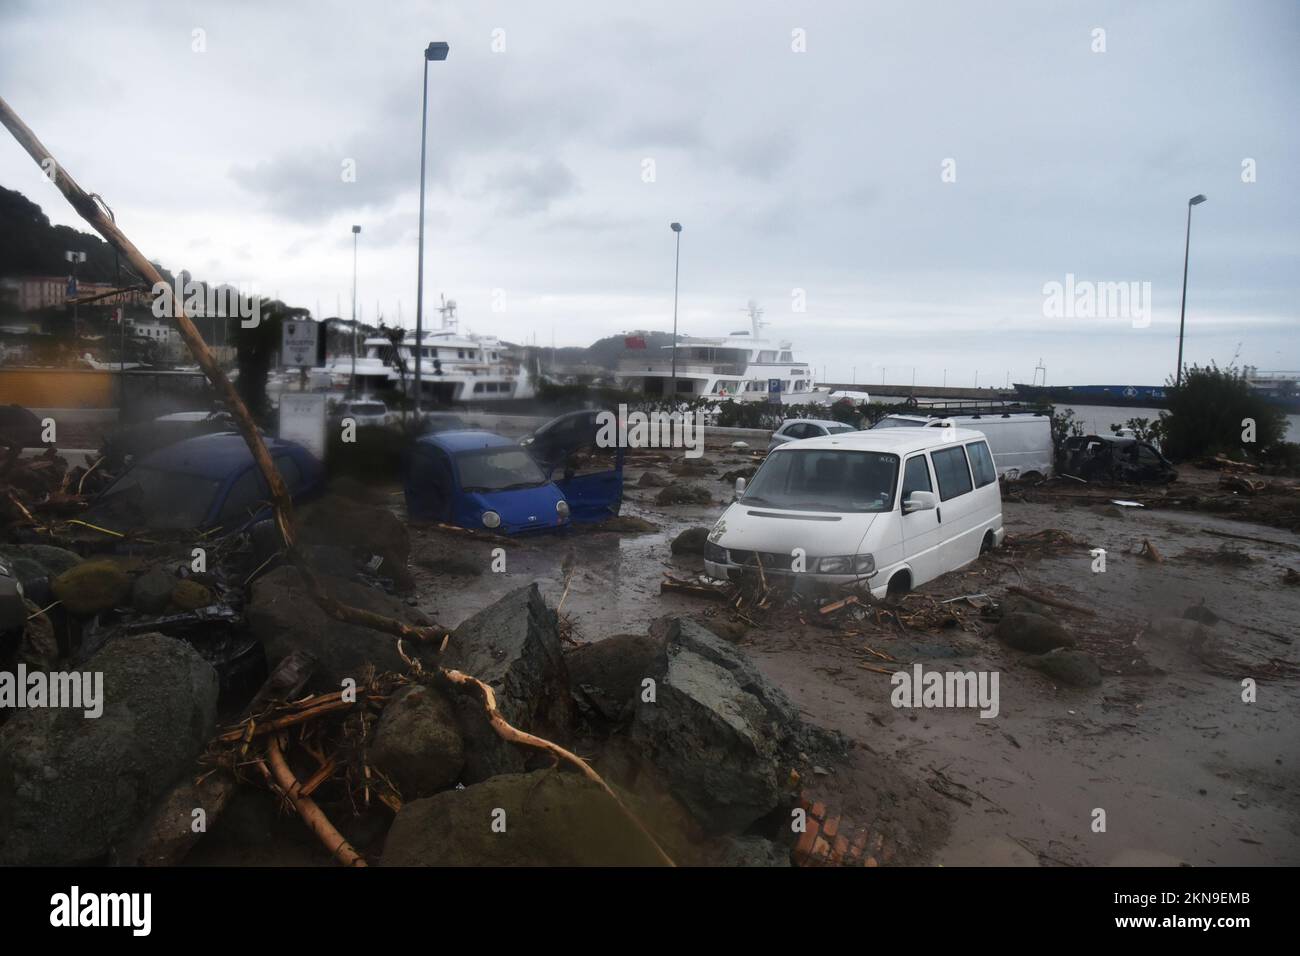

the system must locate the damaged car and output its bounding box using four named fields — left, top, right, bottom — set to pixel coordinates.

left=1060, top=434, right=1177, bottom=483
left=79, top=432, right=325, bottom=537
